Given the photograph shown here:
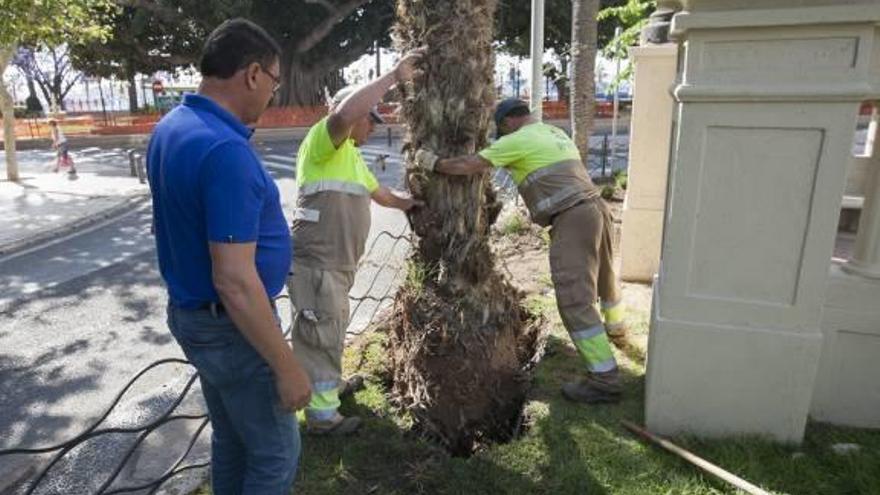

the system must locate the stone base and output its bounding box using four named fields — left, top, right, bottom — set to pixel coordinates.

left=811, top=265, right=880, bottom=429
left=619, top=207, right=664, bottom=283
left=645, top=283, right=823, bottom=443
